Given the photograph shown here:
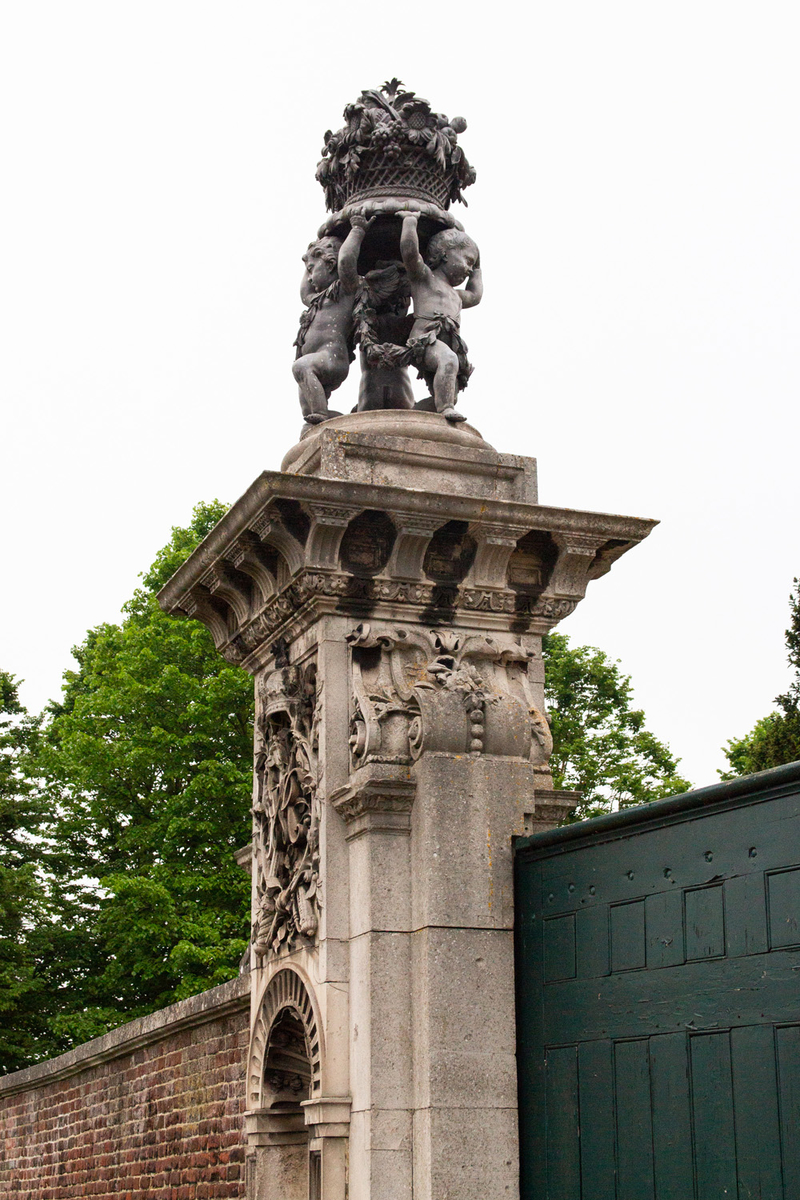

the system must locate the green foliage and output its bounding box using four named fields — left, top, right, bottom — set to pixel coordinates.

left=721, top=578, right=800, bottom=777
left=0, top=672, right=49, bottom=1071
left=0, top=502, right=254, bottom=1072
left=543, top=632, right=690, bottom=819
